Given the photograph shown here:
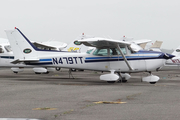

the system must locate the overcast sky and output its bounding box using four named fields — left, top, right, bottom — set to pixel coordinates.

left=0, top=0, right=179, bottom=49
